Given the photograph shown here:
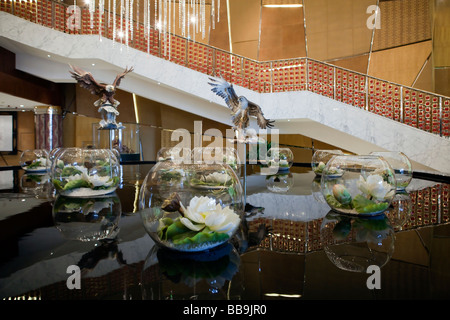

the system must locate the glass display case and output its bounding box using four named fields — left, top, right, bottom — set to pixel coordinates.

left=93, top=123, right=140, bottom=162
